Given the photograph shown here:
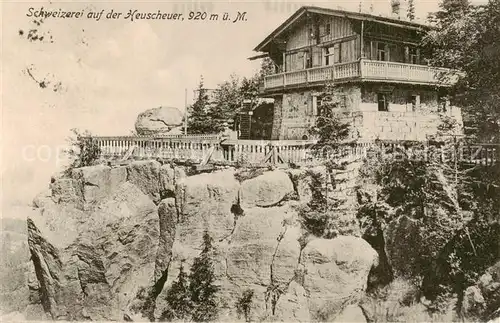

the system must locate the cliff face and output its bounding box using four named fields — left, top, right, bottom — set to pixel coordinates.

left=27, top=161, right=378, bottom=321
